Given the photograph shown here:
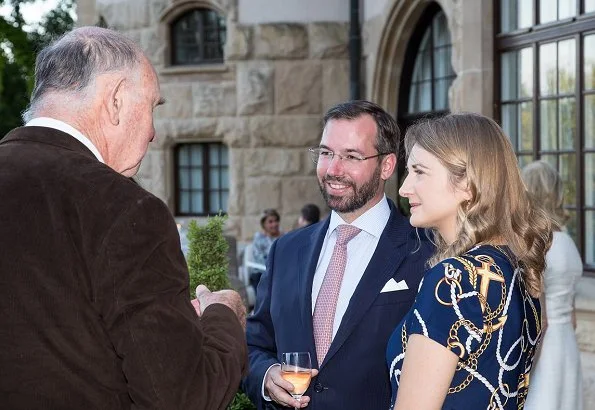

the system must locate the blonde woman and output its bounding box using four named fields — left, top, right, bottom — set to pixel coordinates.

left=522, top=160, right=583, bottom=410
left=386, top=113, right=552, bottom=409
